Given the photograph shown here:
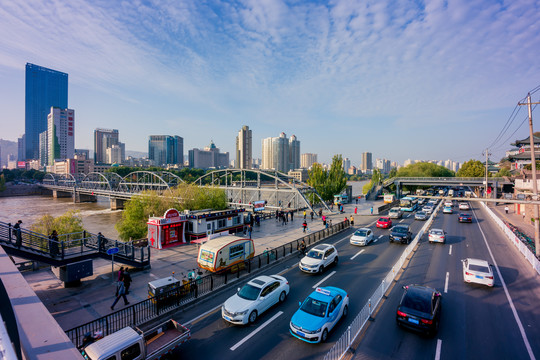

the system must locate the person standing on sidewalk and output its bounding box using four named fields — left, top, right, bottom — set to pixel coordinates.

left=13, top=220, right=22, bottom=248
left=370, top=206, right=373, bottom=215
left=118, top=266, right=125, bottom=282
left=123, top=269, right=132, bottom=294
left=302, top=220, right=307, bottom=233
left=505, top=206, right=509, bottom=214
left=303, top=210, right=306, bottom=219
left=111, top=279, right=129, bottom=310
left=354, top=207, right=357, bottom=215
left=49, top=230, right=59, bottom=258
left=310, top=211, right=314, bottom=221
left=248, top=224, right=252, bottom=239
left=350, top=215, right=354, bottom=227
